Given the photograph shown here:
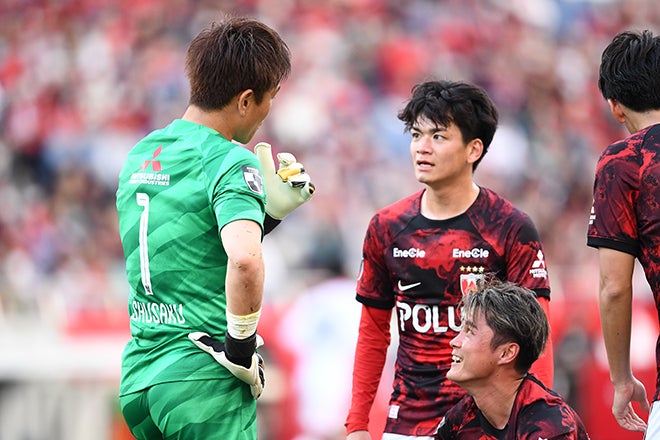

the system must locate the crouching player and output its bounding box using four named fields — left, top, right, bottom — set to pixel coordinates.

left=436, top=279, right=590, bottom=439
